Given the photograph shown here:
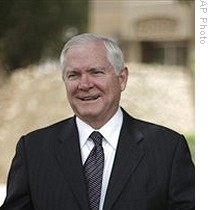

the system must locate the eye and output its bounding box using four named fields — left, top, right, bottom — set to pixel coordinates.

left=65, top=71, right=80, bottom=80
left=91, top=68, right=105, bottom=75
